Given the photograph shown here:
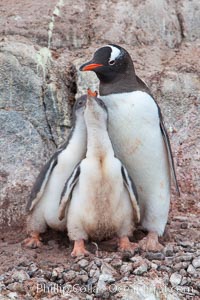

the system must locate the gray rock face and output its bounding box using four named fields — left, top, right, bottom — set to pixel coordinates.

left=93, top=0, right=182, bottom=48
left=0, top=39, right=77, bottom=230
